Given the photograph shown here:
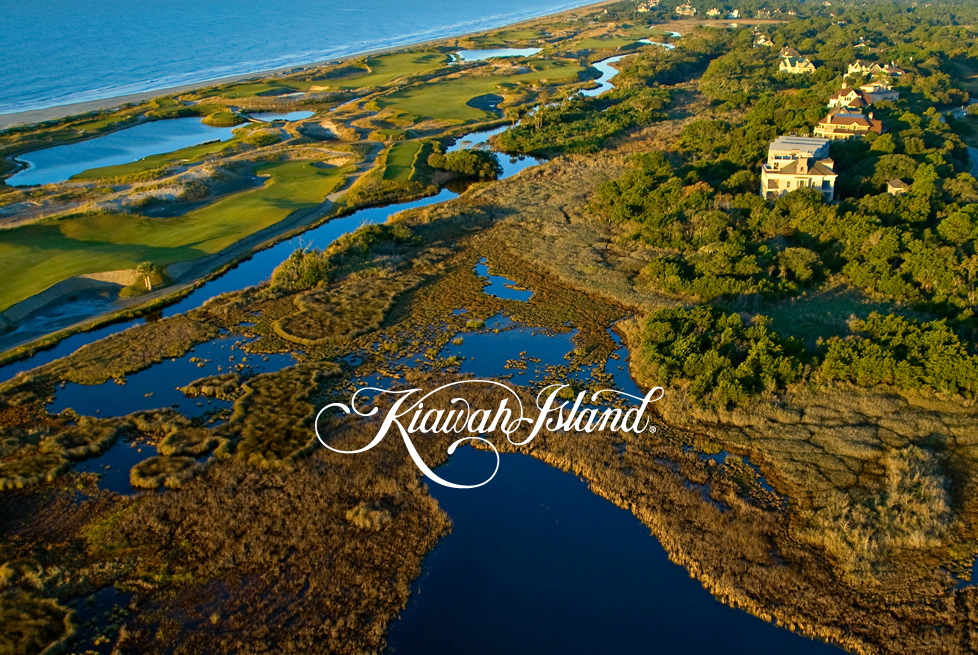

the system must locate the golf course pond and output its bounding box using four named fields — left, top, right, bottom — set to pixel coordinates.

left=246, top=110, right=315, bottom=122
left=7, top=117, right=238, bottom=186
left=454, top=48, right=542, bottom=61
